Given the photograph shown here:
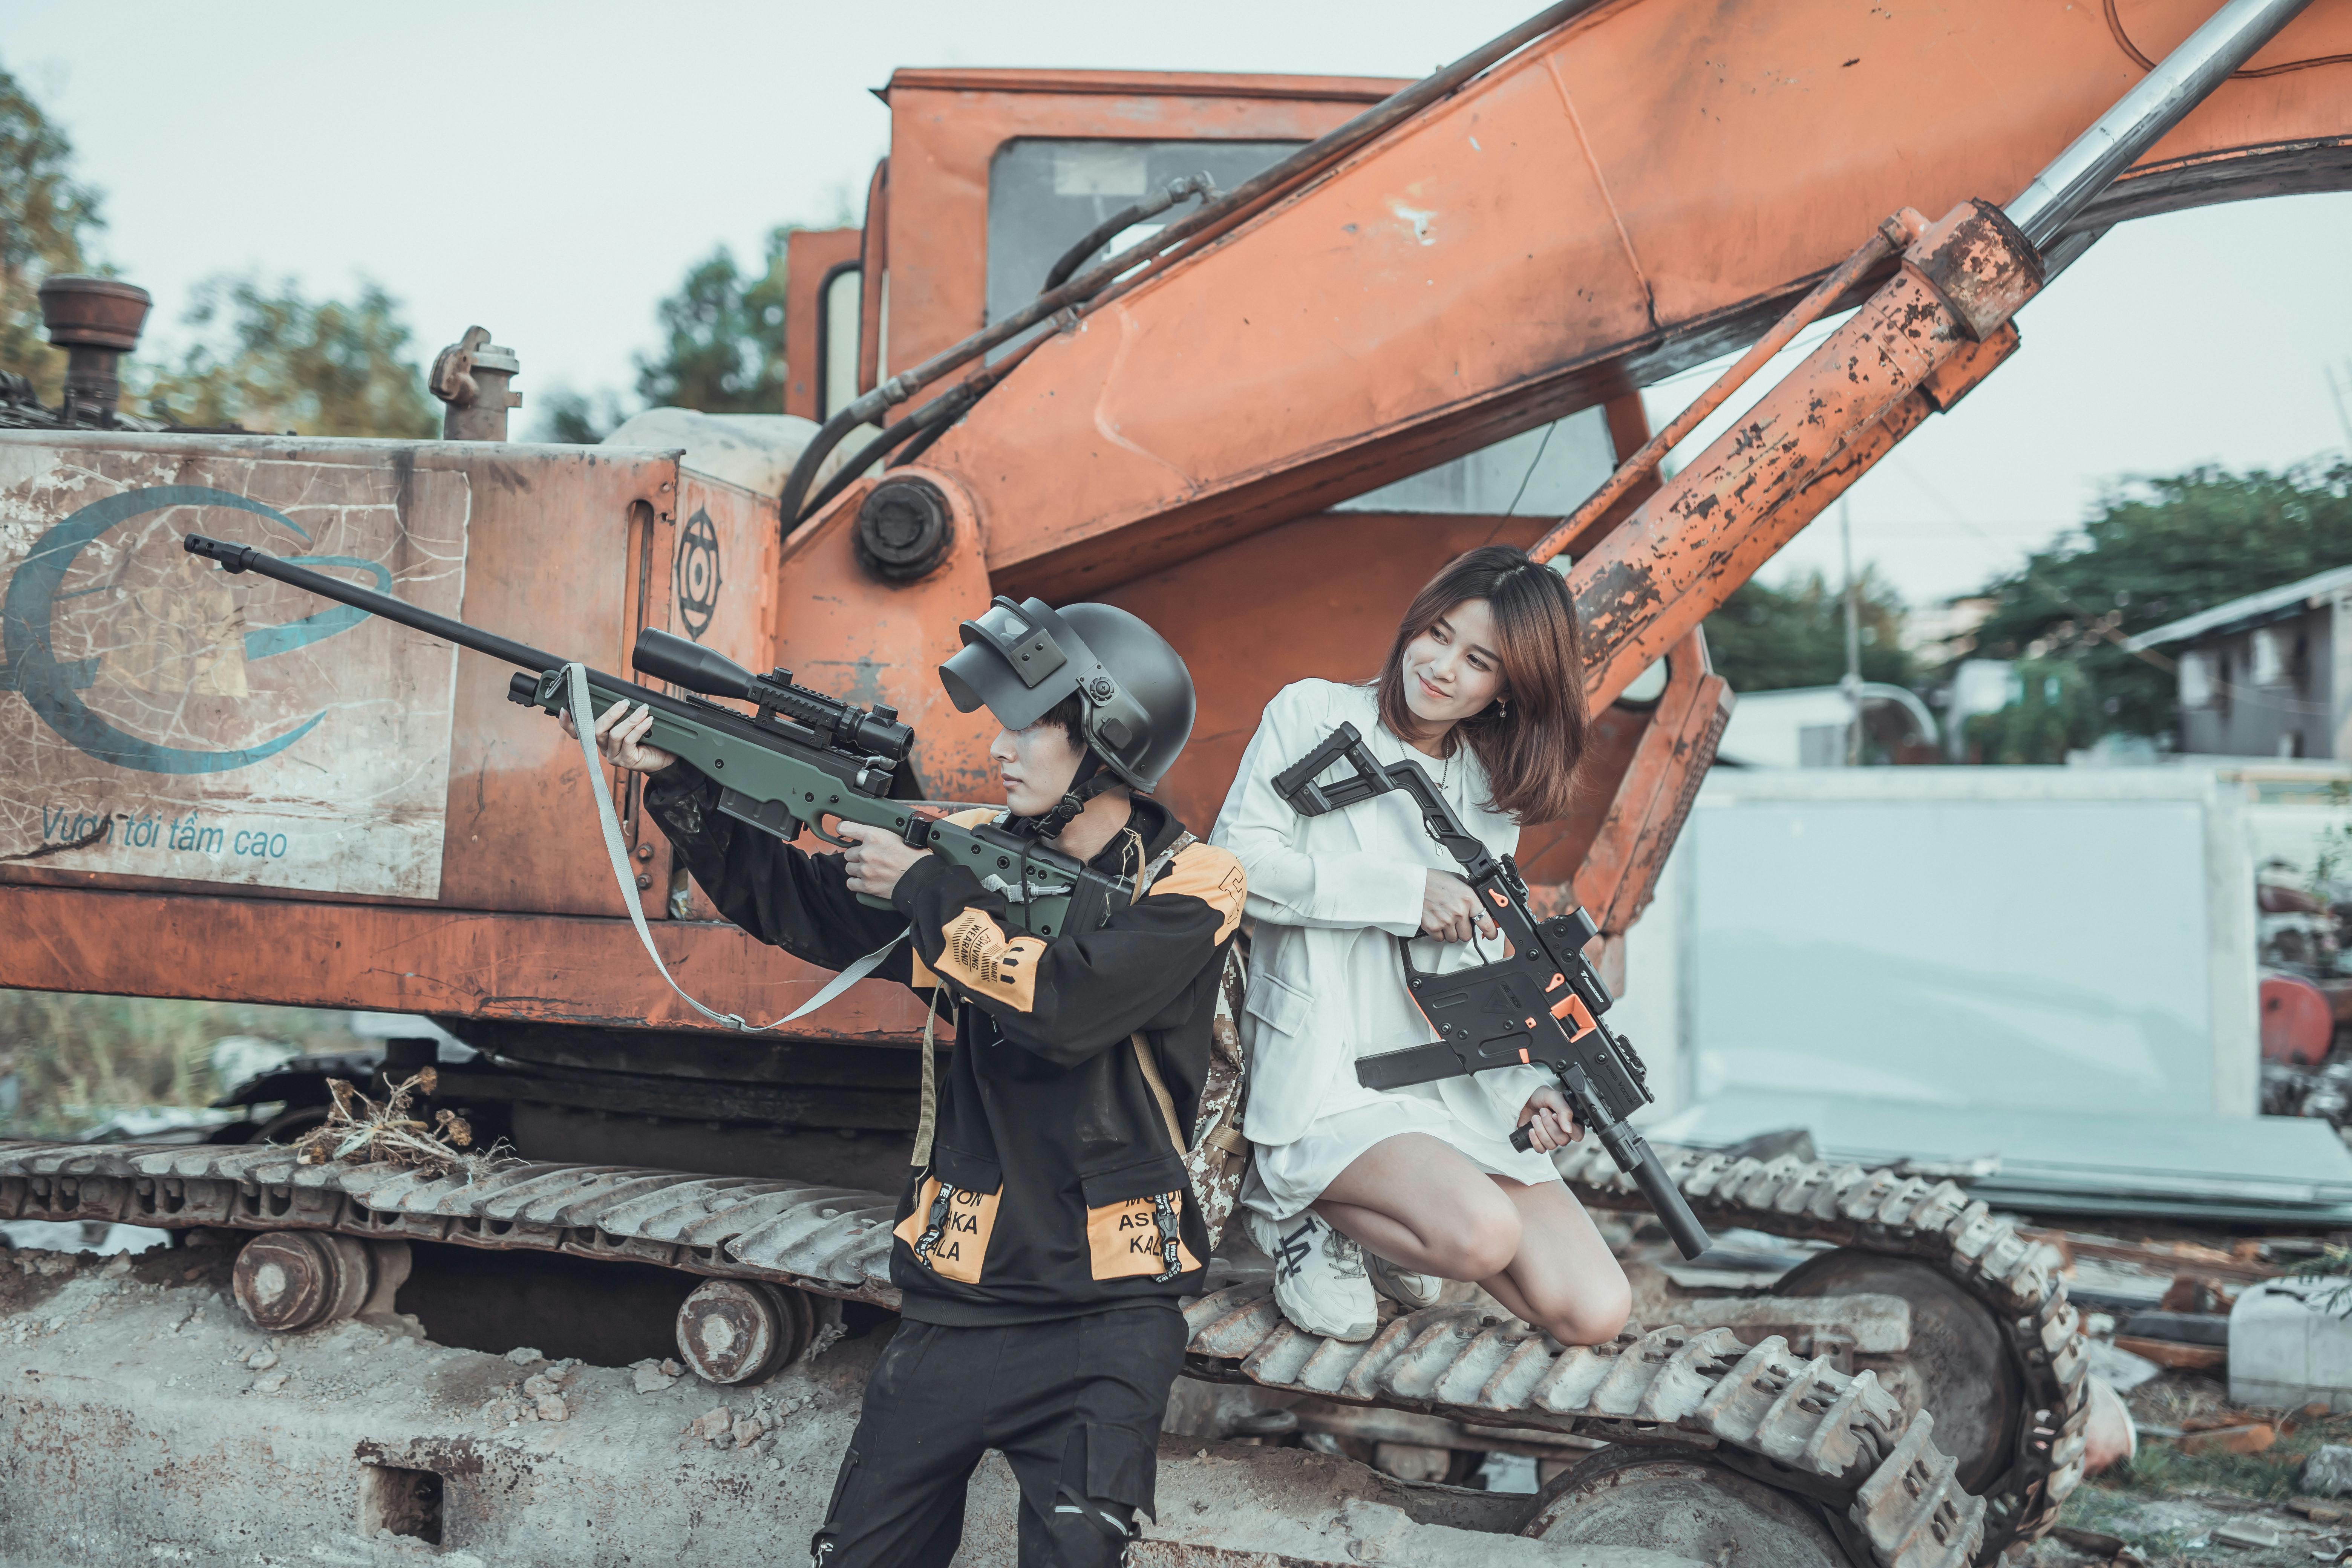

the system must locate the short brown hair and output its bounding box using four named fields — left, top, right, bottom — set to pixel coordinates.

left=1373, top=545, right=1589, bottom=824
